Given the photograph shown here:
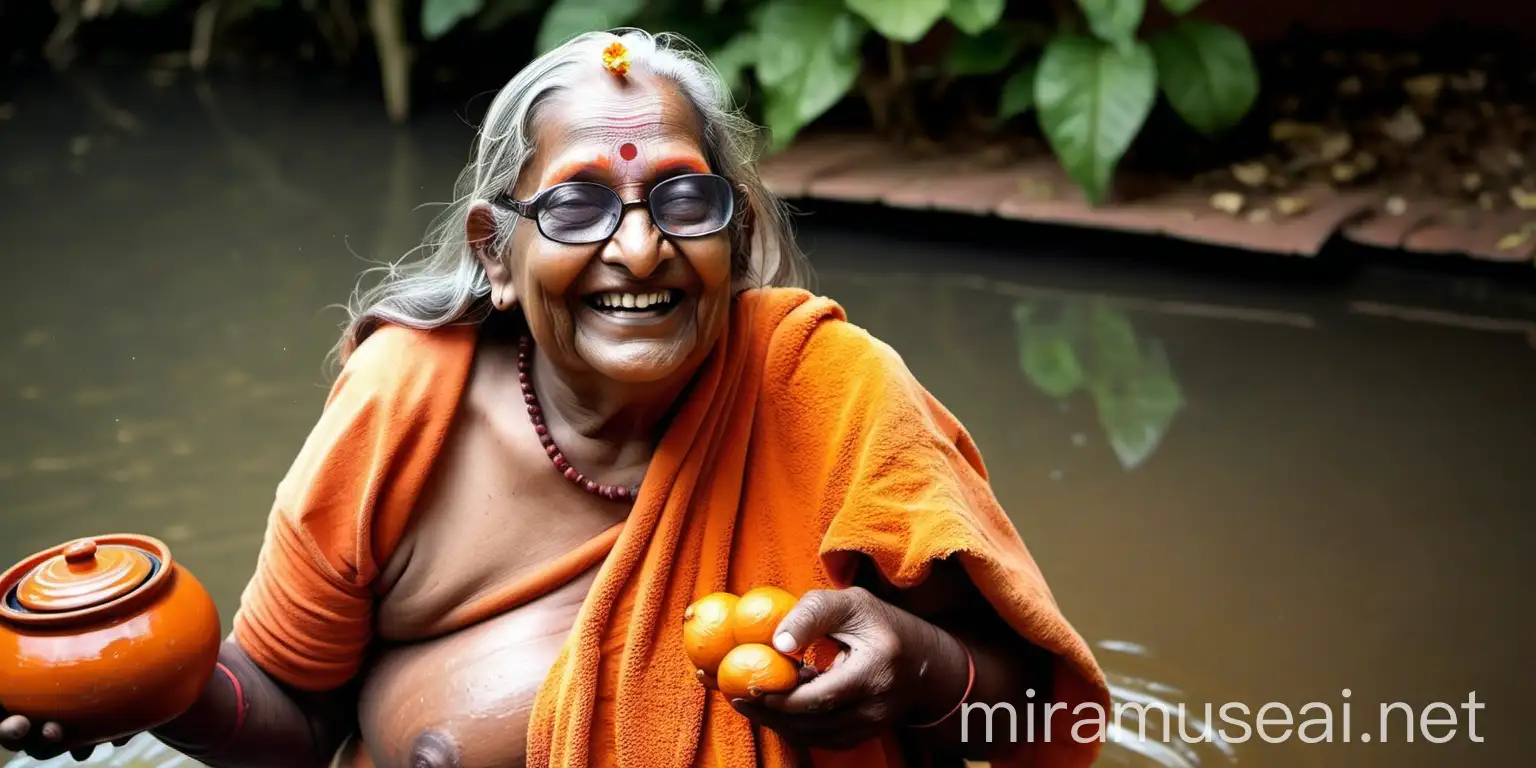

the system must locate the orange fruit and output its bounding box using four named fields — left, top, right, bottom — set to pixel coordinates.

left=730, top=586, right=798, bottom=647
left=716, top=643, right=800, bottom=700
left=682, top=591, right=739, bottom=676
